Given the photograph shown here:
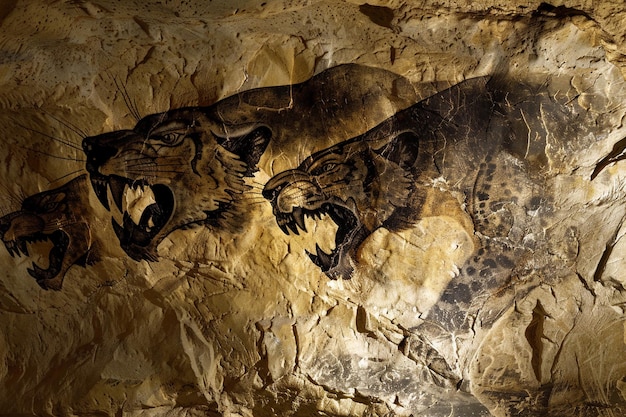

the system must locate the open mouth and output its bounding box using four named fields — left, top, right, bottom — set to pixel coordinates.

left=274, top=203, right=359, bottom=277
left=90, top=174, right=174, bottom=259
left=3, top=230, right=69, bottom=282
